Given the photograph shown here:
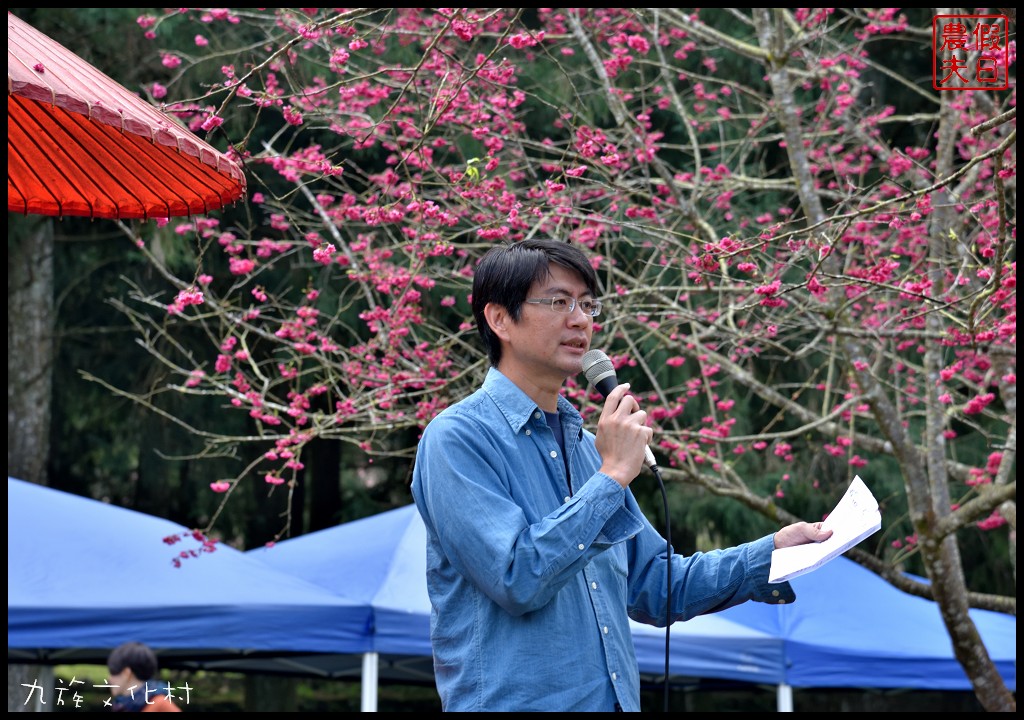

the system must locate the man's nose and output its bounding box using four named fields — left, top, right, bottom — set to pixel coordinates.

left=566, top=301, right=590, bottom=323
